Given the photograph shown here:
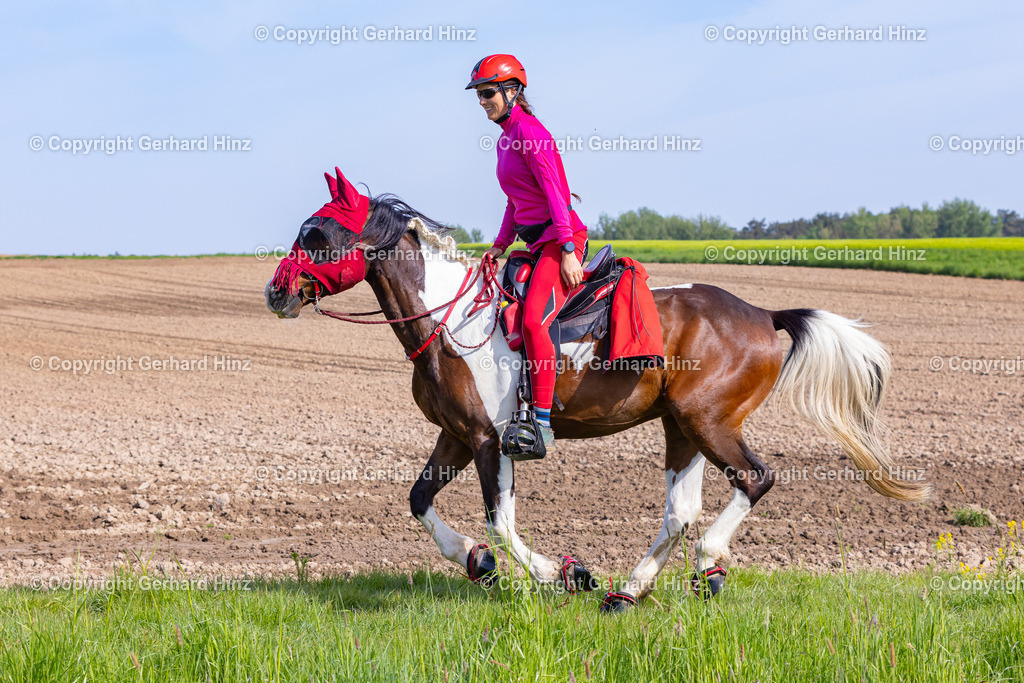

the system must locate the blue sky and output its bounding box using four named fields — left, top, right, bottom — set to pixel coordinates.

left=2, top=0, right=1022, bottom=255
